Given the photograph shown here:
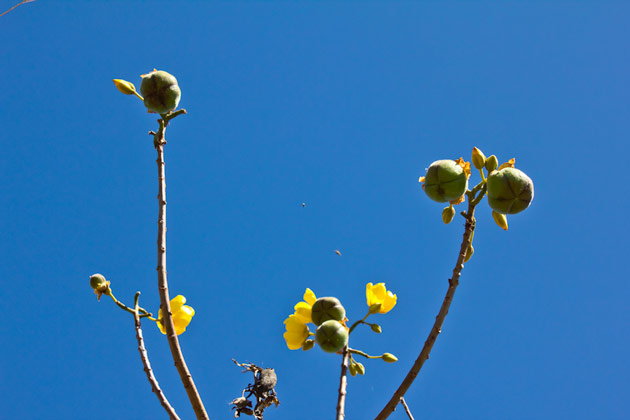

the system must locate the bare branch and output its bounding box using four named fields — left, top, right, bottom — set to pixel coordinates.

left=374, top=185, right=486, bottom=420
left=399, top=398, right=415, bottom=420
left=152, top=110, right=209, bottom=420
left=336, top=346, right=350, bottom=420
left=133, top=292, right=181, bottom=420
left=0, top=0, right=35, bottom=18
